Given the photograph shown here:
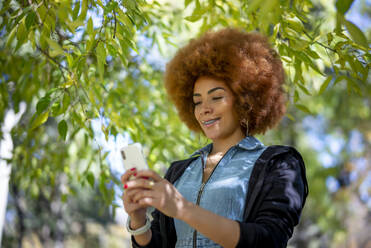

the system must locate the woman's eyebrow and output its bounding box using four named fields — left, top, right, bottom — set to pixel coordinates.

left=193, top=87, right=226, bottom=97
